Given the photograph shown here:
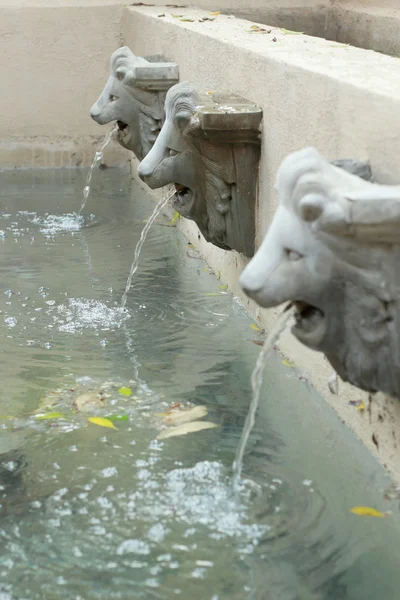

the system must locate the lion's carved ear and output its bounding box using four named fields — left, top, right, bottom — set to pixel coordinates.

left=298, top=194, right=324, bottom=222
